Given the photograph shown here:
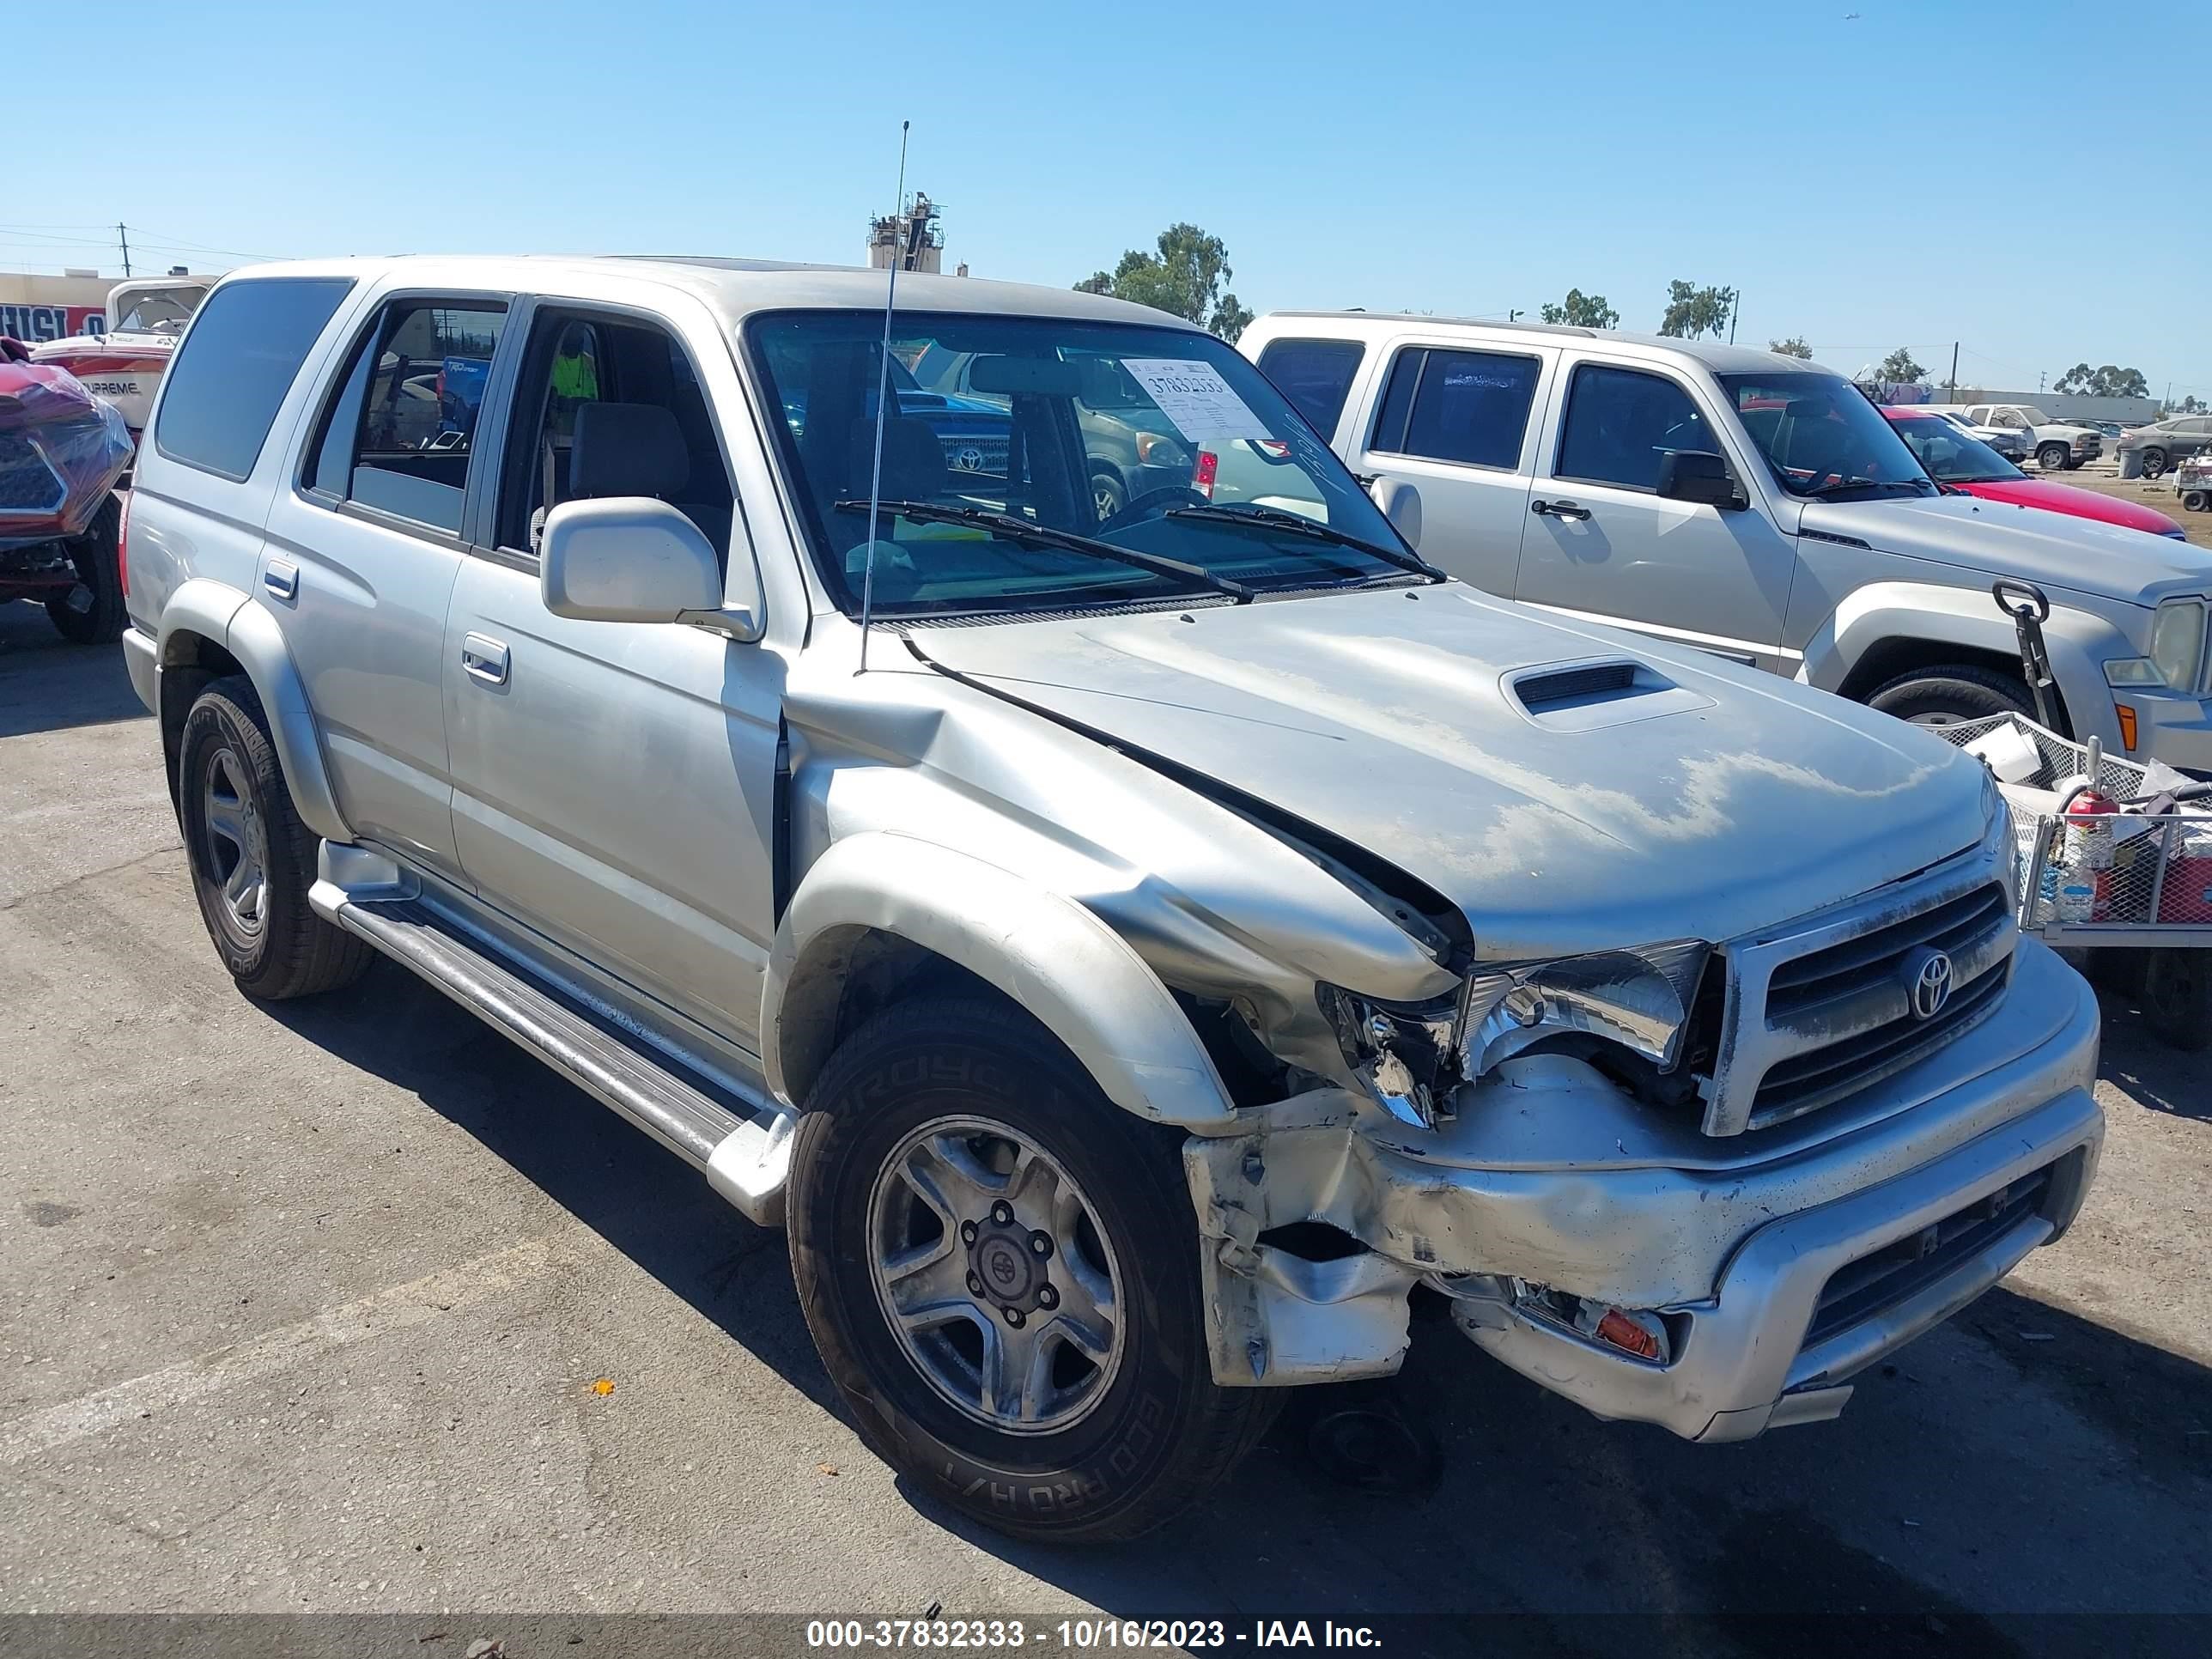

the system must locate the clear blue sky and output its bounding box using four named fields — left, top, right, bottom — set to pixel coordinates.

left=12, top=1, right=2208, bottom=400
